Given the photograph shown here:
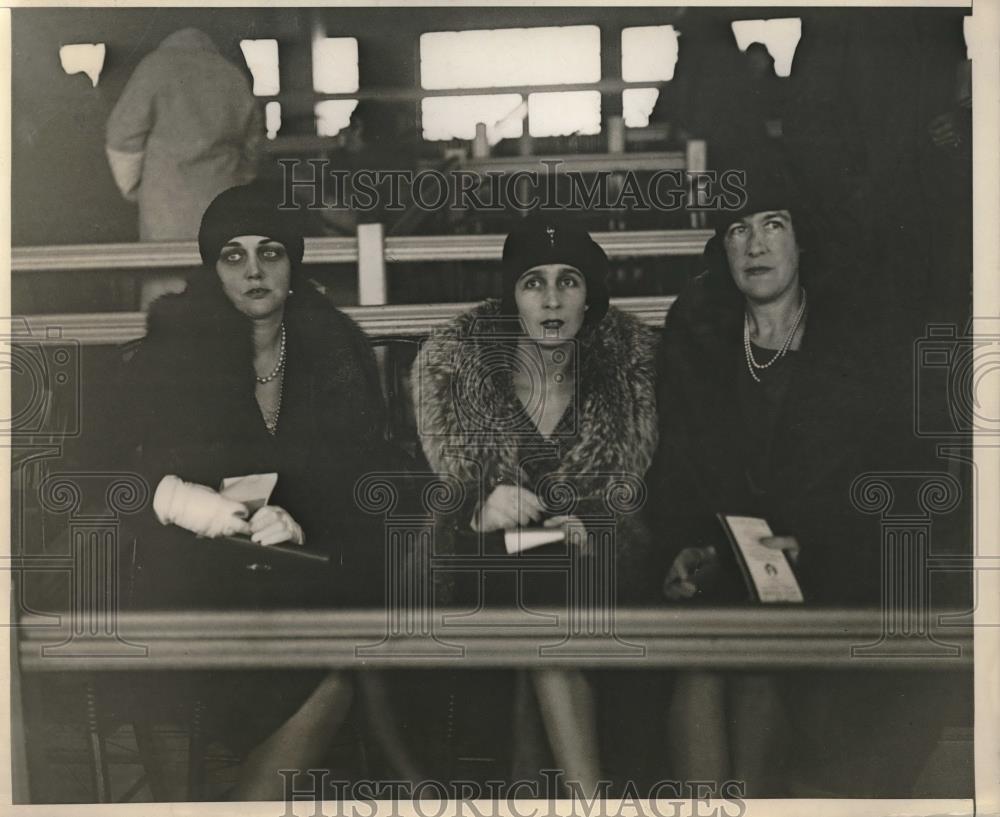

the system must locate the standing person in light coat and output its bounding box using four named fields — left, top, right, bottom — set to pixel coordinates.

left=106, top=27, right=264, bottom=305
